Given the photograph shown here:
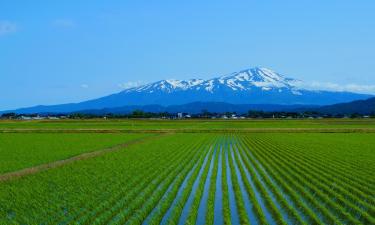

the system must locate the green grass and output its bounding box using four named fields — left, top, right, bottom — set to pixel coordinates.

left=0, top=133, right=150, bottom=174
left=0, top=130, right=374, bottom=224
left=2, top=118, right=375, bottom=130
